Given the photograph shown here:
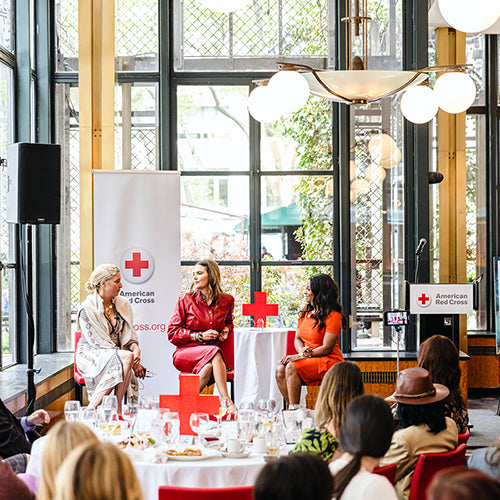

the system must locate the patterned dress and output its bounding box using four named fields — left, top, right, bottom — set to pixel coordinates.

left=292, top=426, right=339, bottom=463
